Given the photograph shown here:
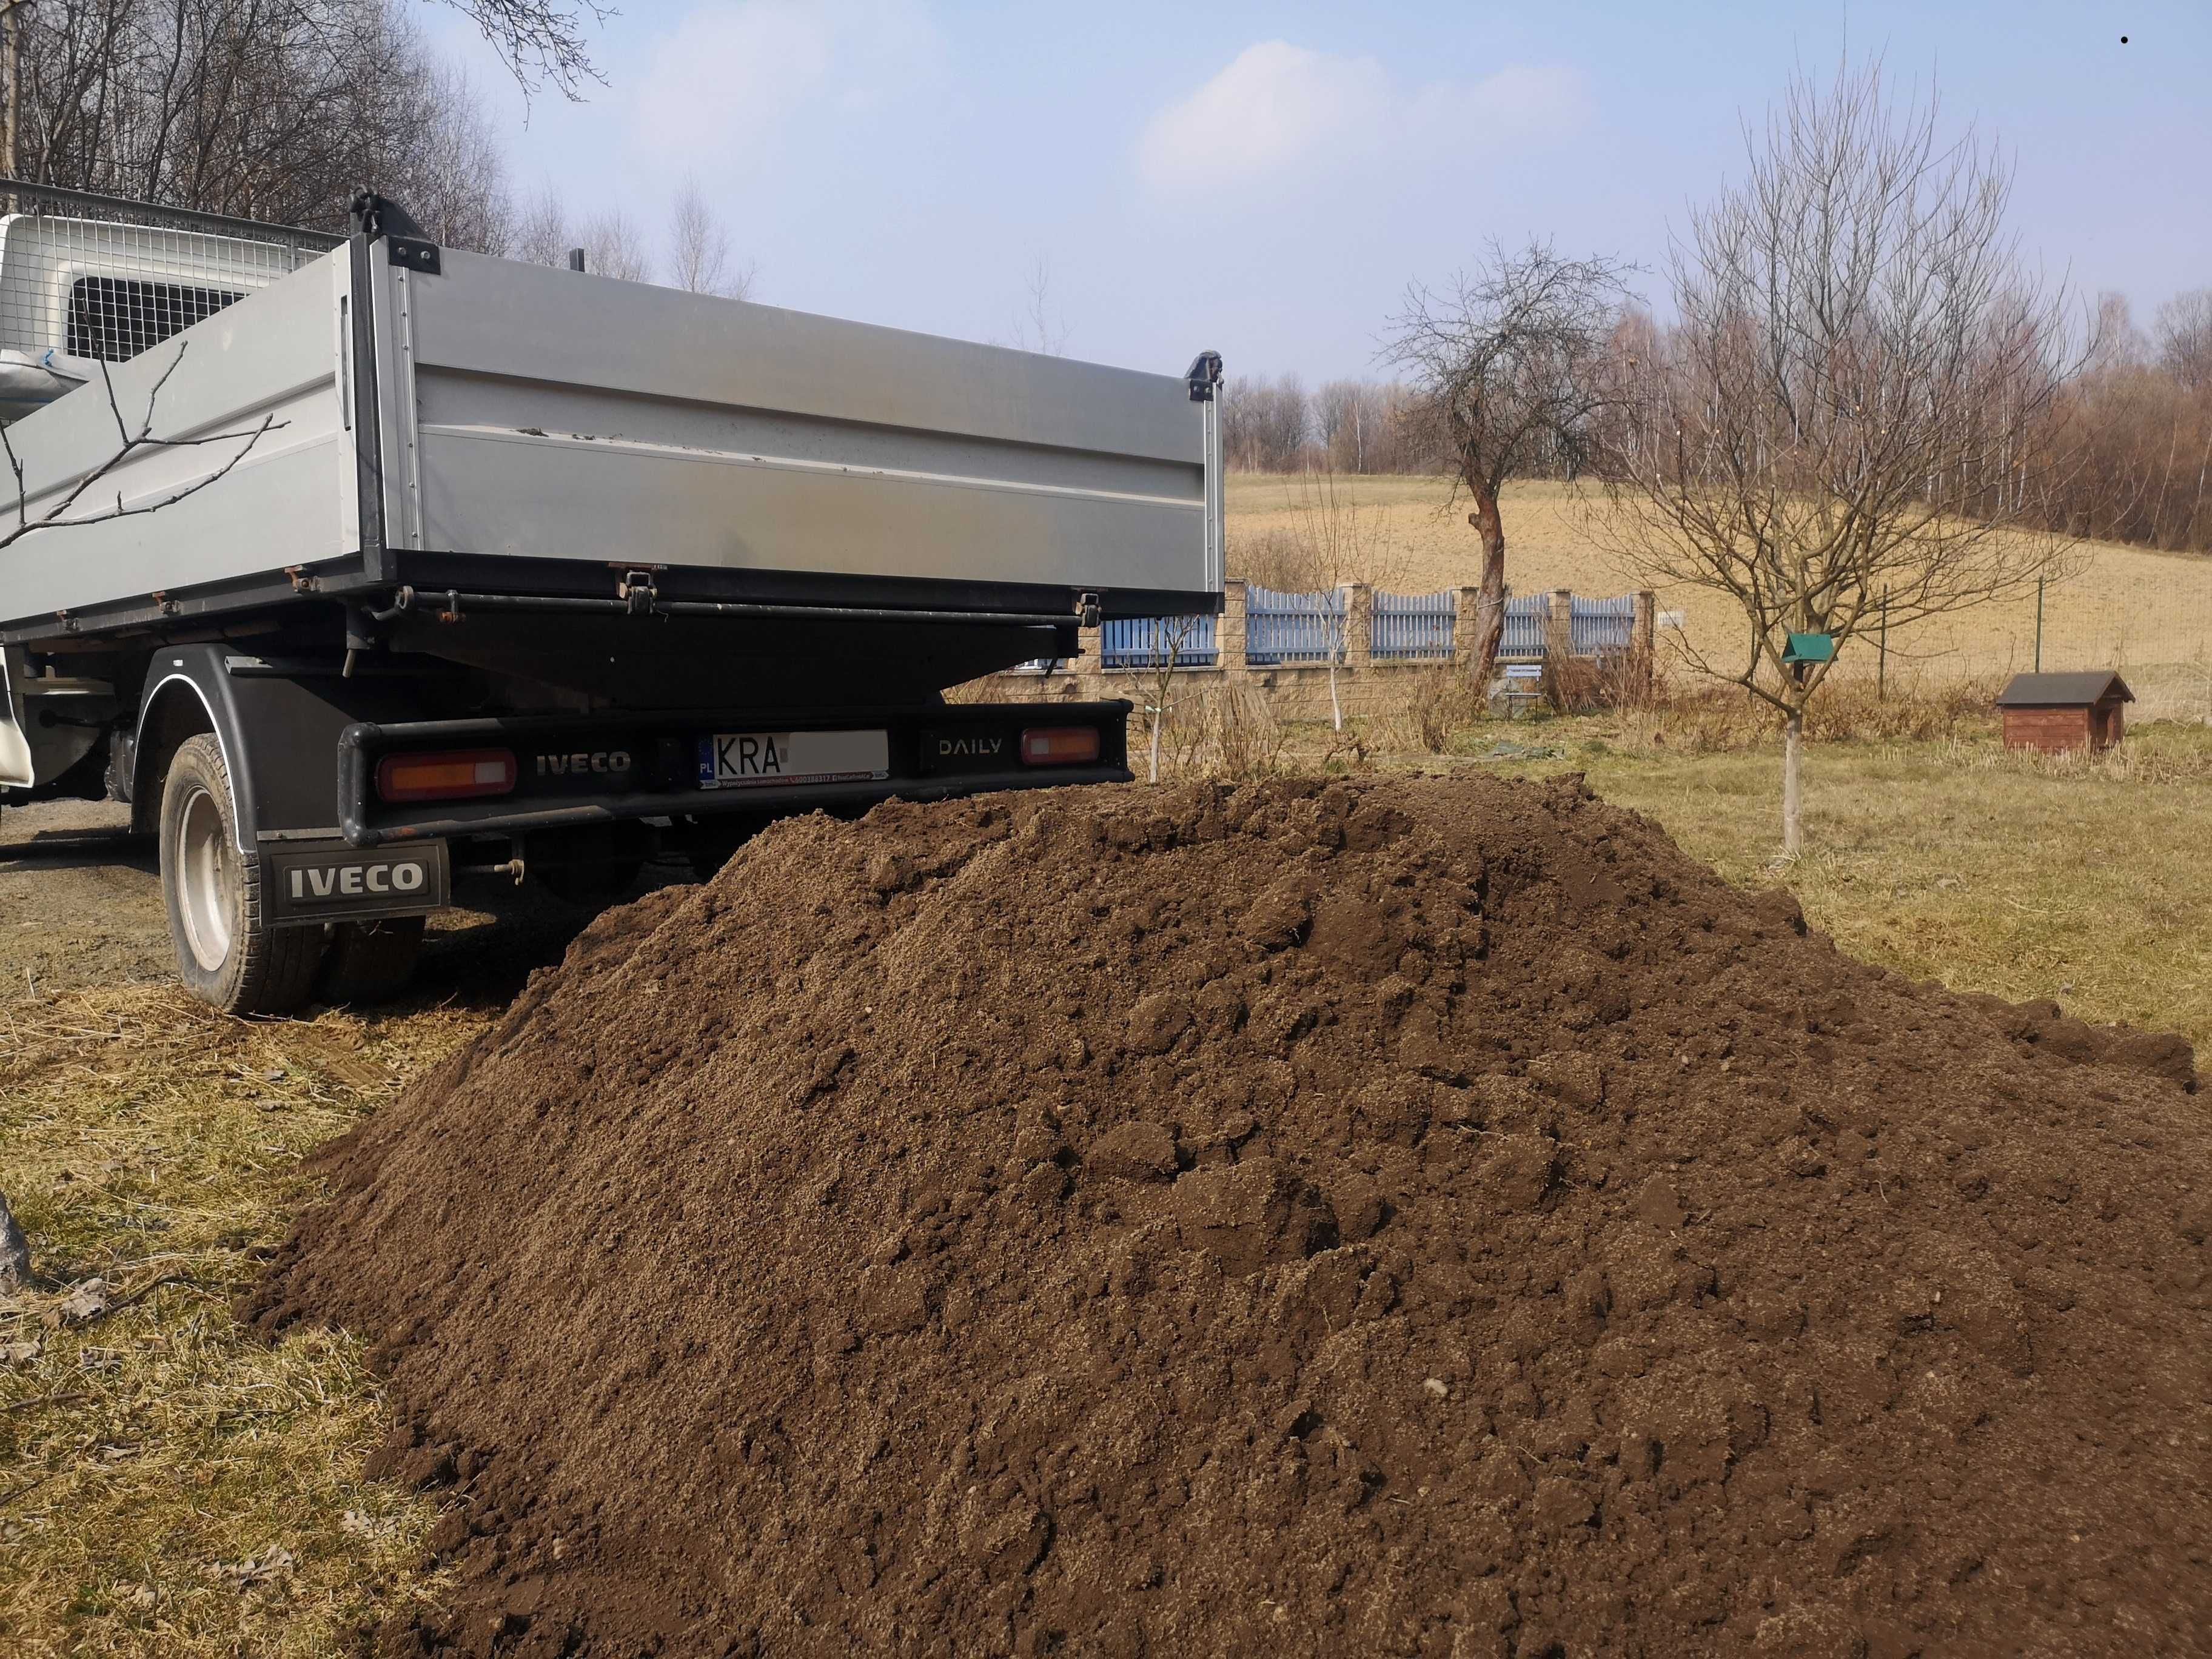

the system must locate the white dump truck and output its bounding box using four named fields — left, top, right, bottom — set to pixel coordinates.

left=0, top=184, right=1224, bottom=1012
